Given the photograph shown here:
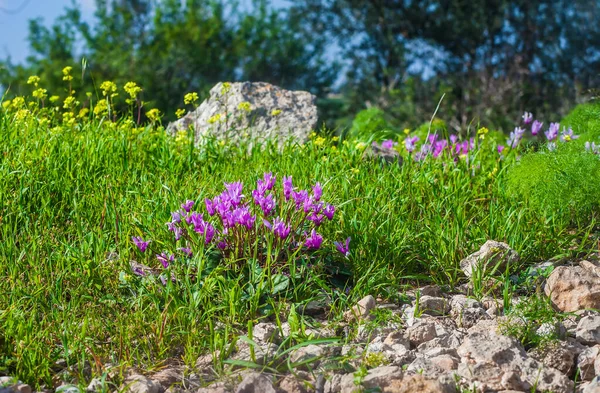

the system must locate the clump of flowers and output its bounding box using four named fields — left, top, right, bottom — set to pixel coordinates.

left=132, top=173, right=350, bottom=280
